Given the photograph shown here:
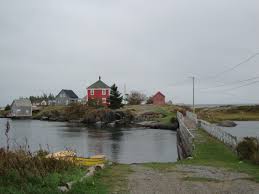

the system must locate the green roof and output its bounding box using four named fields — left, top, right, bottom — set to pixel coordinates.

left=88, top=79, right=110, bottom=89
